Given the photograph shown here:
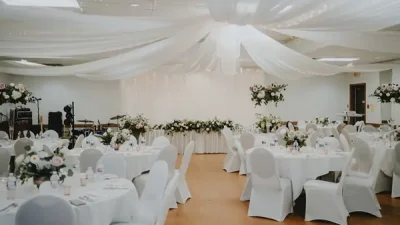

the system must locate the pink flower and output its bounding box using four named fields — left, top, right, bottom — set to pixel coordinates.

left=387, top=86, right=393, bottom=91
left=252, top=87, right=258, bottom=92
left=0, top=83, right=5, bottom=90
left=136, top=124, right=142, bottom=129
left=51, top=156, right=64, bottom=167
left=266, top=85, right=273, bottom=90
left=19, top=86, right=25, bottom=93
